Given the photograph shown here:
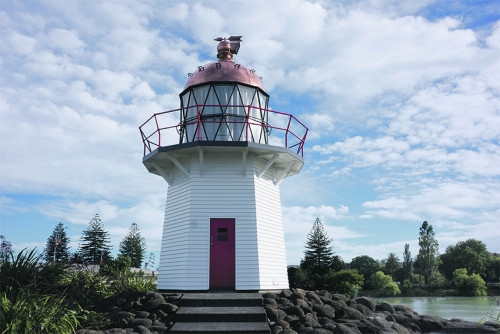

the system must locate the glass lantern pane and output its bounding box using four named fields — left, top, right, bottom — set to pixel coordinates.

left=193, top=86, right=210, bottom=113
left=211, top=85, right=234, bottom=141
left=181, top=91, right=190, bottom=108
left=237, top=85, right=254, bottom=105
left=179, top=91, right=193, bottom=142
left=203, top=86, right=221, bottom=116
left=213, top=85, right=234, bottom=106
left=258, top=91, right=269, bottom=108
